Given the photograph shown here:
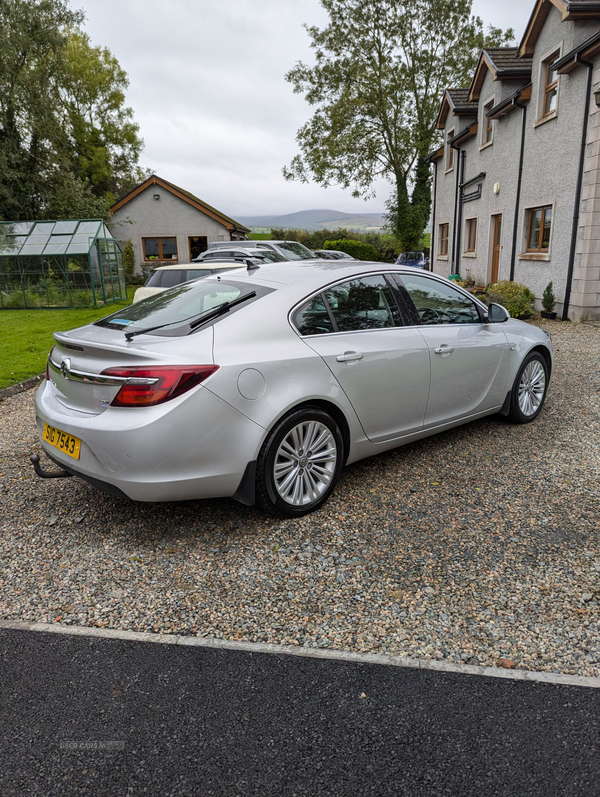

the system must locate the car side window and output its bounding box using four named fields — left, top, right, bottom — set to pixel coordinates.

left=325, top=275, right=402, bottom=332
left=400, top=274, right=481, bottom=325
left=145, top=270, right=163, bottom=287
left=294, top=294, right=334, bottom=336
left=184, top=270, right=209, bottom=281
left=159, top=270, right=183, bottom=289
